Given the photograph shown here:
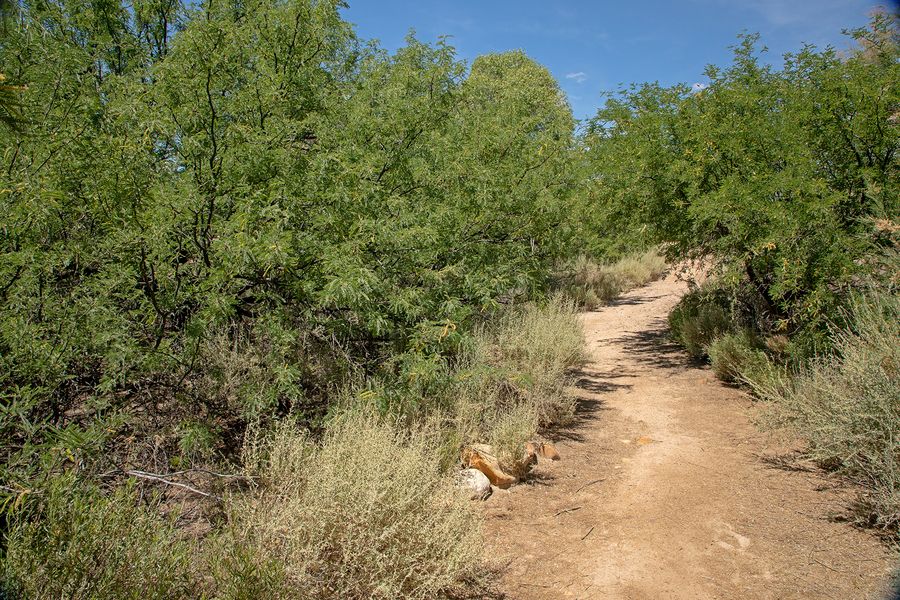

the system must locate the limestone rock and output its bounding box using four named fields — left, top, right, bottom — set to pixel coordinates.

left=457, top=468, right=492, bottom=500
